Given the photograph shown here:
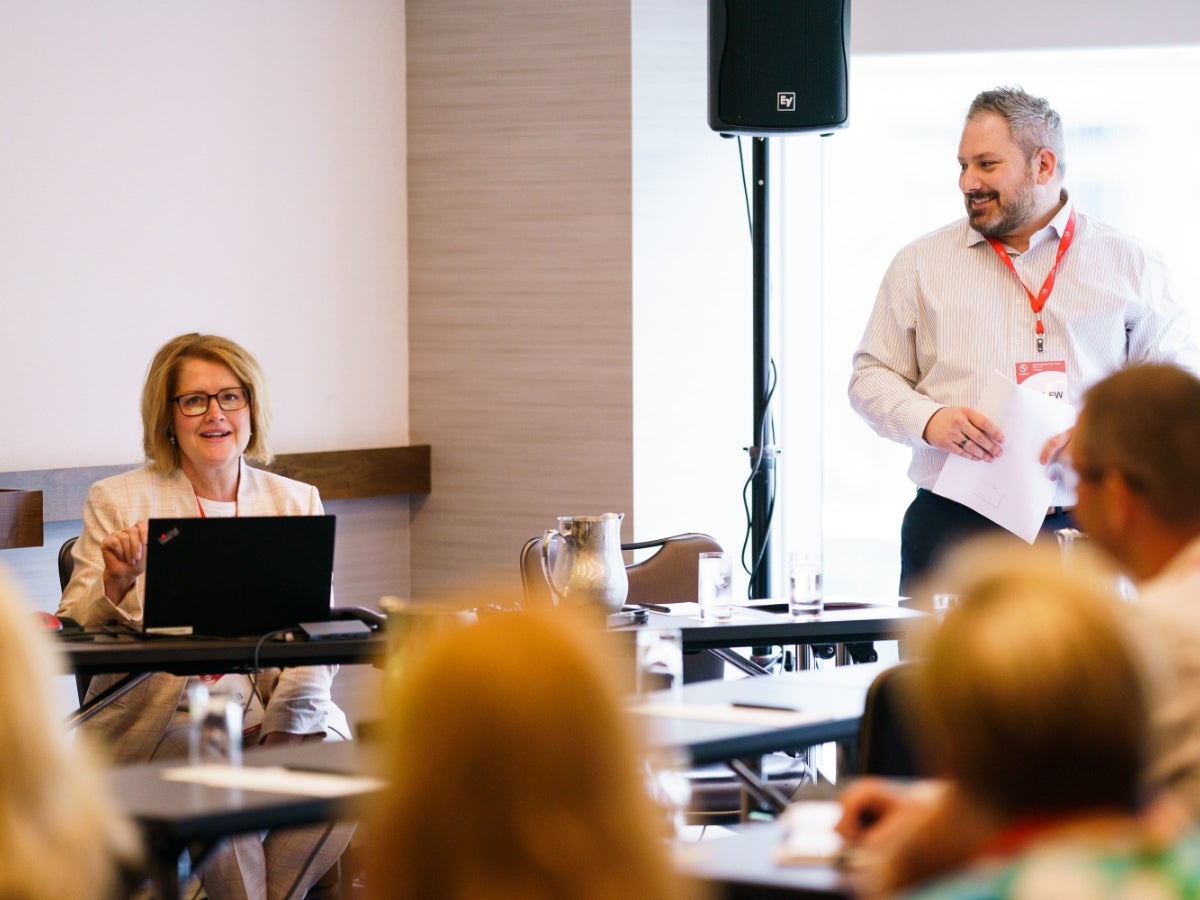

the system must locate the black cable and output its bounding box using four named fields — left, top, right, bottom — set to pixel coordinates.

left=741, top=358, right=779, bottom=596
left=737, top=136, right=753, bottom=240
left=251, top=628, right=297, bottom=712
